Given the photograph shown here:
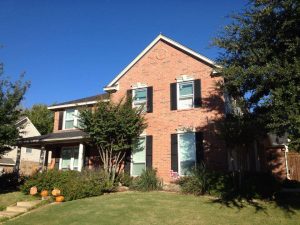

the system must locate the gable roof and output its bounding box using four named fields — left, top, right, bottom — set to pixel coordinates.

left=48, top=93, right=109, bottom=110
left=104, top=34, right=220, bottom=89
